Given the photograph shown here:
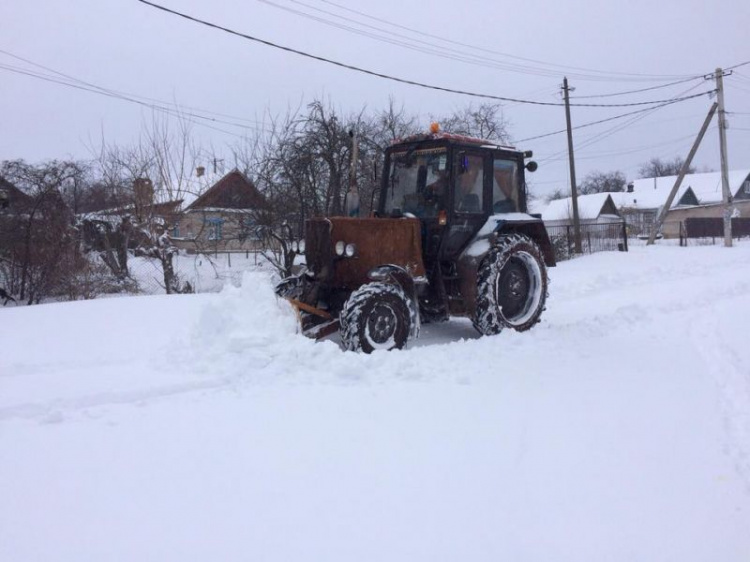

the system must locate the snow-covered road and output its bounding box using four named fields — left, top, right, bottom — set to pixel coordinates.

left=2, top=245, right=750, bottom=561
